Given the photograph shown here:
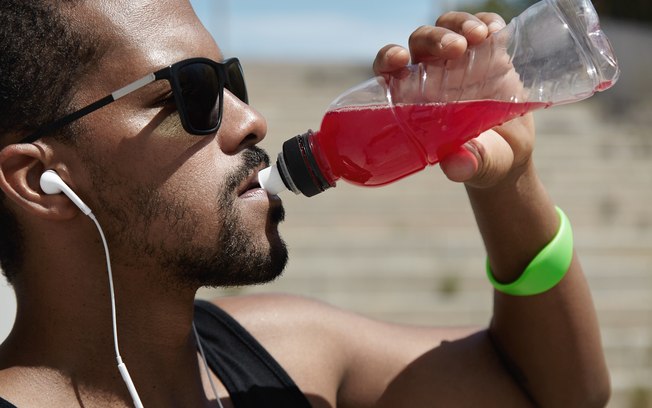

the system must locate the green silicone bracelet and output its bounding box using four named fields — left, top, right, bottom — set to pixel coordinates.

left=486, top=206, right=573, bottom=296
